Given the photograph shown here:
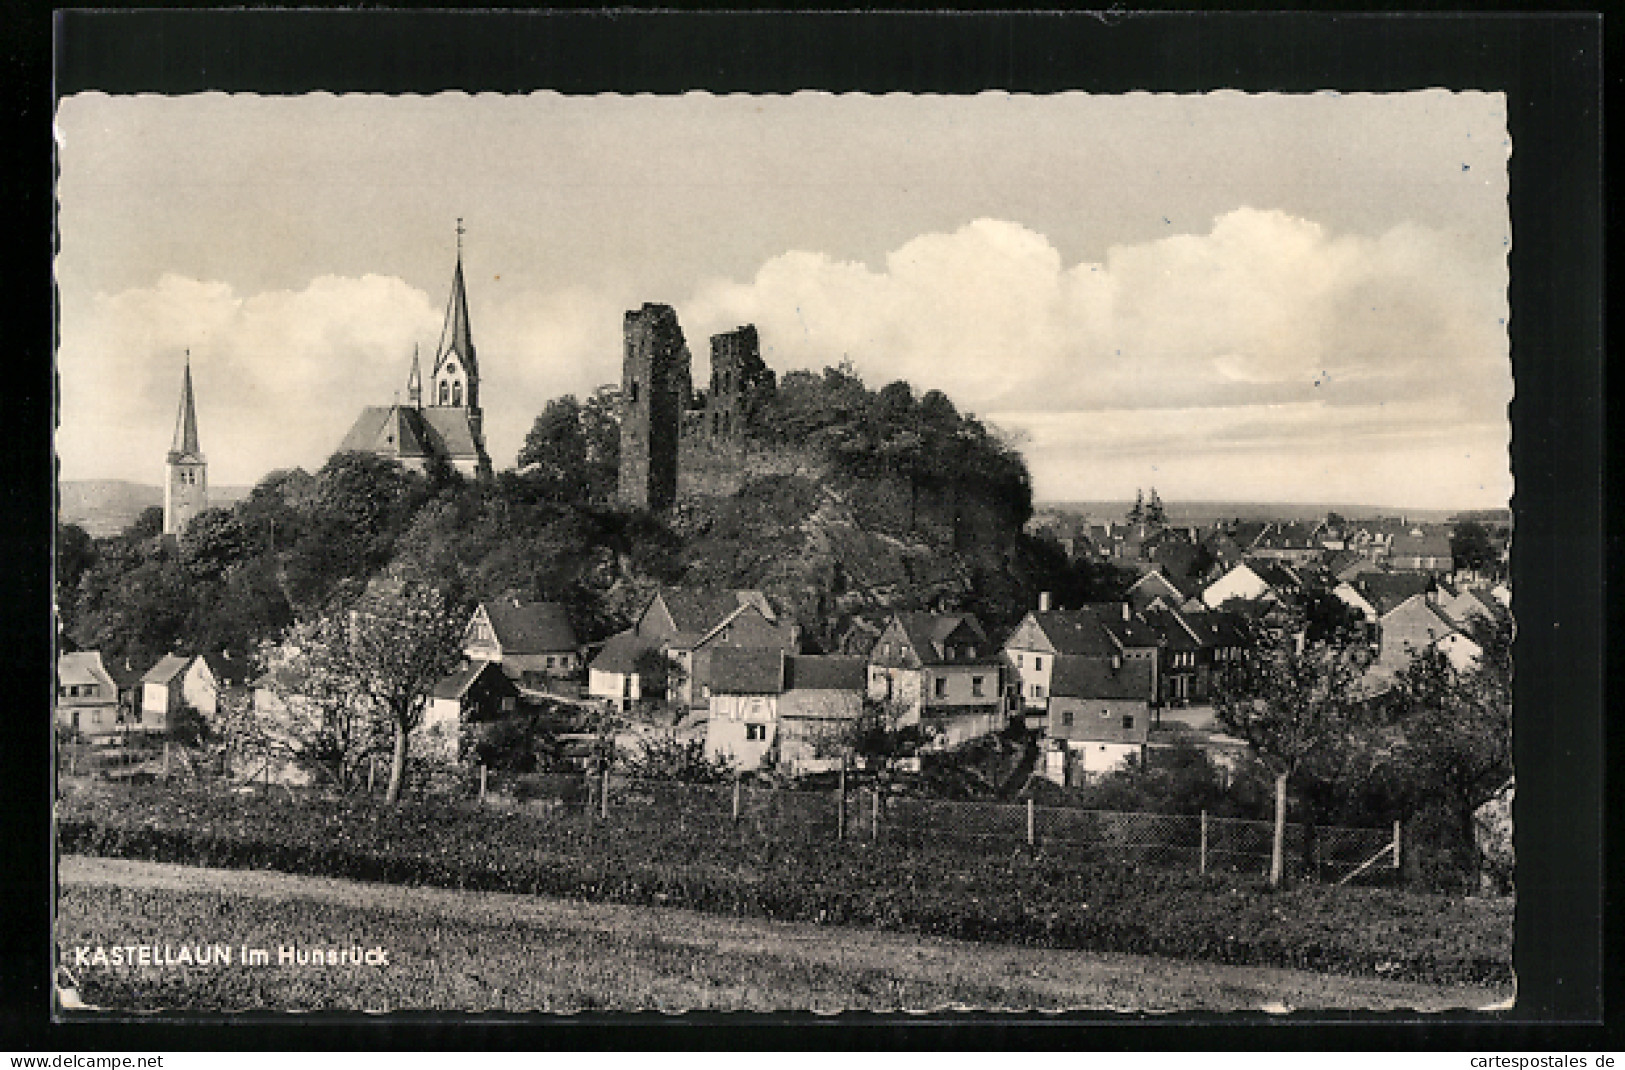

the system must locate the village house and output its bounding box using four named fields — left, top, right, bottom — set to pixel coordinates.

left=1040, top=654, right=1155, bottom=784
left=1364, top=591, right=1478, bottom=690
left=138, top=653, right=194, bottom=734
left=1002, top=601, right=1159, bottom=719
left=461, top=599, right=581, bottom=691
left=179, top=652, right=251, bottom=716
left=703, top=651, right=869, bottom=774
left=424, top=659, right=522, bottom=760
left=633, top=587, right=798, bottom=709
left=56, top=650, right=122, bottom=742
left=1388, top=529, right=1455, bottom=573
left=1250, top=521, right=1322, bottom=564
left=1431, top=583, right=1504, bottom=631
left=1126, top=568, right=1205, bottom=616
left=1200, top=561, right=1274, bottom=610
left=868, top=612, right=1005, bottom=747
left=586, top=631, right=658, bottom=711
